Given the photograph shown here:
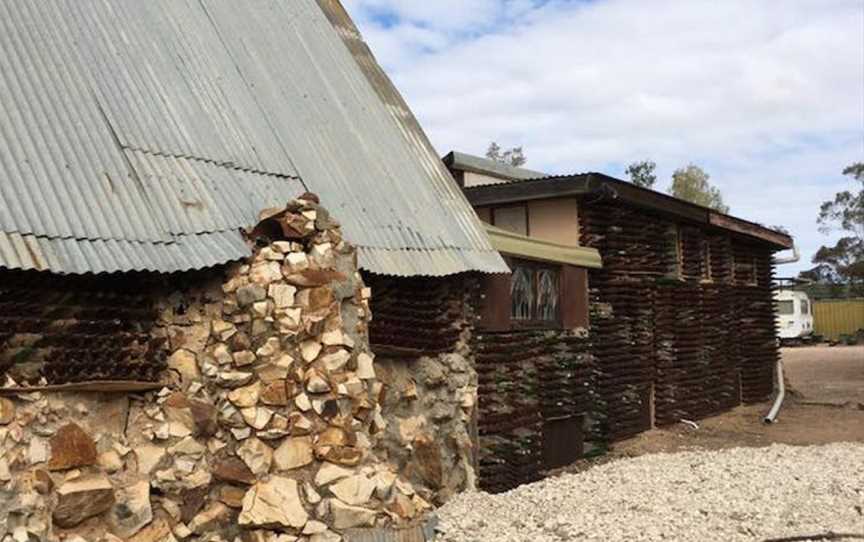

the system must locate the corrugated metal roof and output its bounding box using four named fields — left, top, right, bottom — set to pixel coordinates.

left=359, top=246, right=509, bottom=277
left=0, top=230, right=249, bottom=275
left=0, top=0, right=506, bottom=276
